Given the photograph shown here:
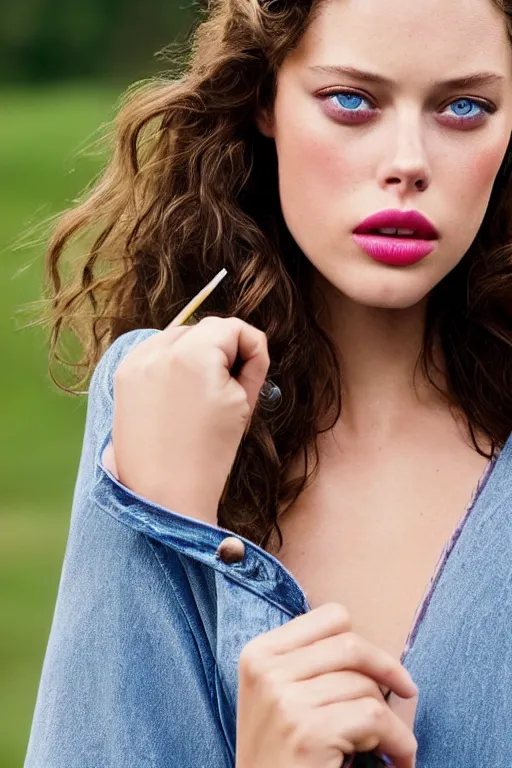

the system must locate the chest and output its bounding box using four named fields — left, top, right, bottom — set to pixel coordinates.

left=276, top=440, right=491, bottom=663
